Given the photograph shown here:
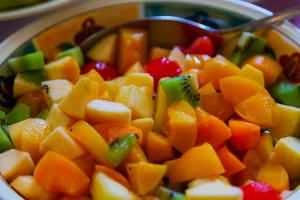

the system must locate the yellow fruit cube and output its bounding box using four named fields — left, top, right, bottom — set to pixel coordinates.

left=41, top=79, right=73, bottom=106
left=154, top=80, right=168, bottom=134
left=169, top=47, right=185, bottom=70
left=241, top=64, right=265, bottom=87
left=11, top=176, right=58, bottom=200
left=59, top=77, right=99, bottom=119
left=124, top=73, right=154, bottom=94
left=86, top=99, right=131, bottom=124
left=188, top=176, right=230, bottom=188
left=132, top=118, right=154, bottom=147
left=39, top=126, right=85, bottom=160
left=253, top=134, right=273, bottom=161
left=70, top=120, right=109, bottom=165
left=105, top=77, right=125, bottom=100
left=44, top=56, right=80, bottom=83
left=0, top=149, right=34, bottom=181
left=13, top=74, right=40, bottom=98
left=127, top=162, right=167, bottom=195
left=46, top=104, right=75, bottom=130
left=8, top=119, right=30, bottom=149
left=115, top=85, right=153, bottom=120
left=124, top=62, right=144, bottom=76
left=81, top=69, right=106, bottom=97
